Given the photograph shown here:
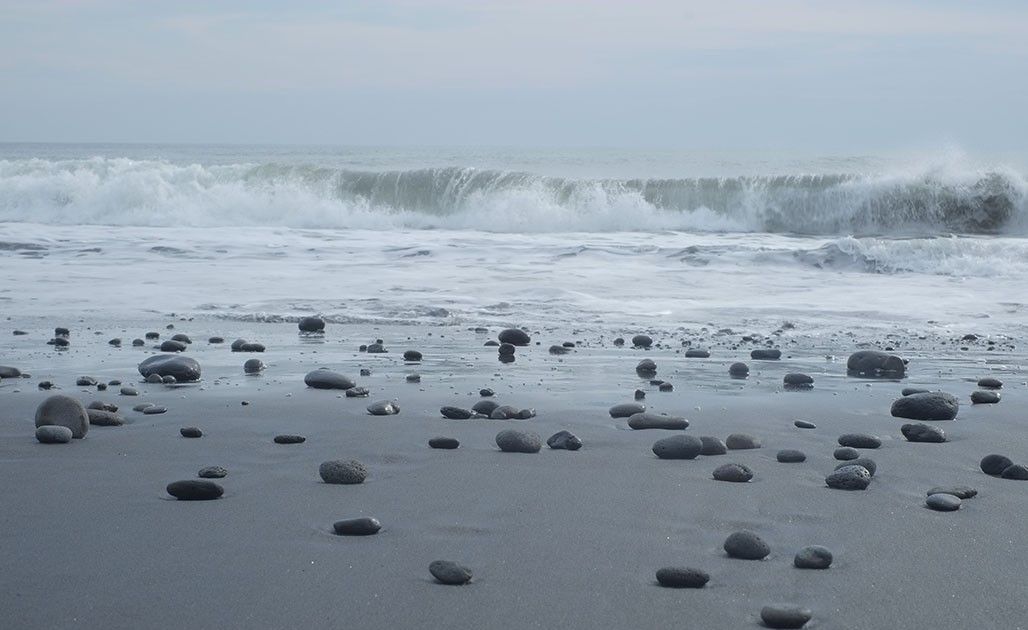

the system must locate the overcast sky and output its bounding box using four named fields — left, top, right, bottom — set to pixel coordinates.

left=1, top=0, right=1026, bottom=150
